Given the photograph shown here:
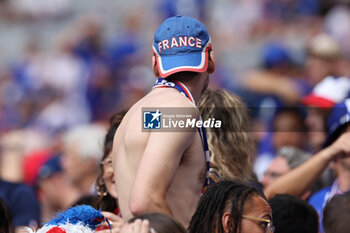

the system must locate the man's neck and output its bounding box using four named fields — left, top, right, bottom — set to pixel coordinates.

left=163, top=72, right=207, bottom=104
left=180, top=81, right=201, bottom=104
left=60, top=185, right=81, bottom=209
left=338, top=169, right=350, bottom=192
left=77, top=173, right=98, bottom=195
left=180, top=74, right=207, bottom=104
